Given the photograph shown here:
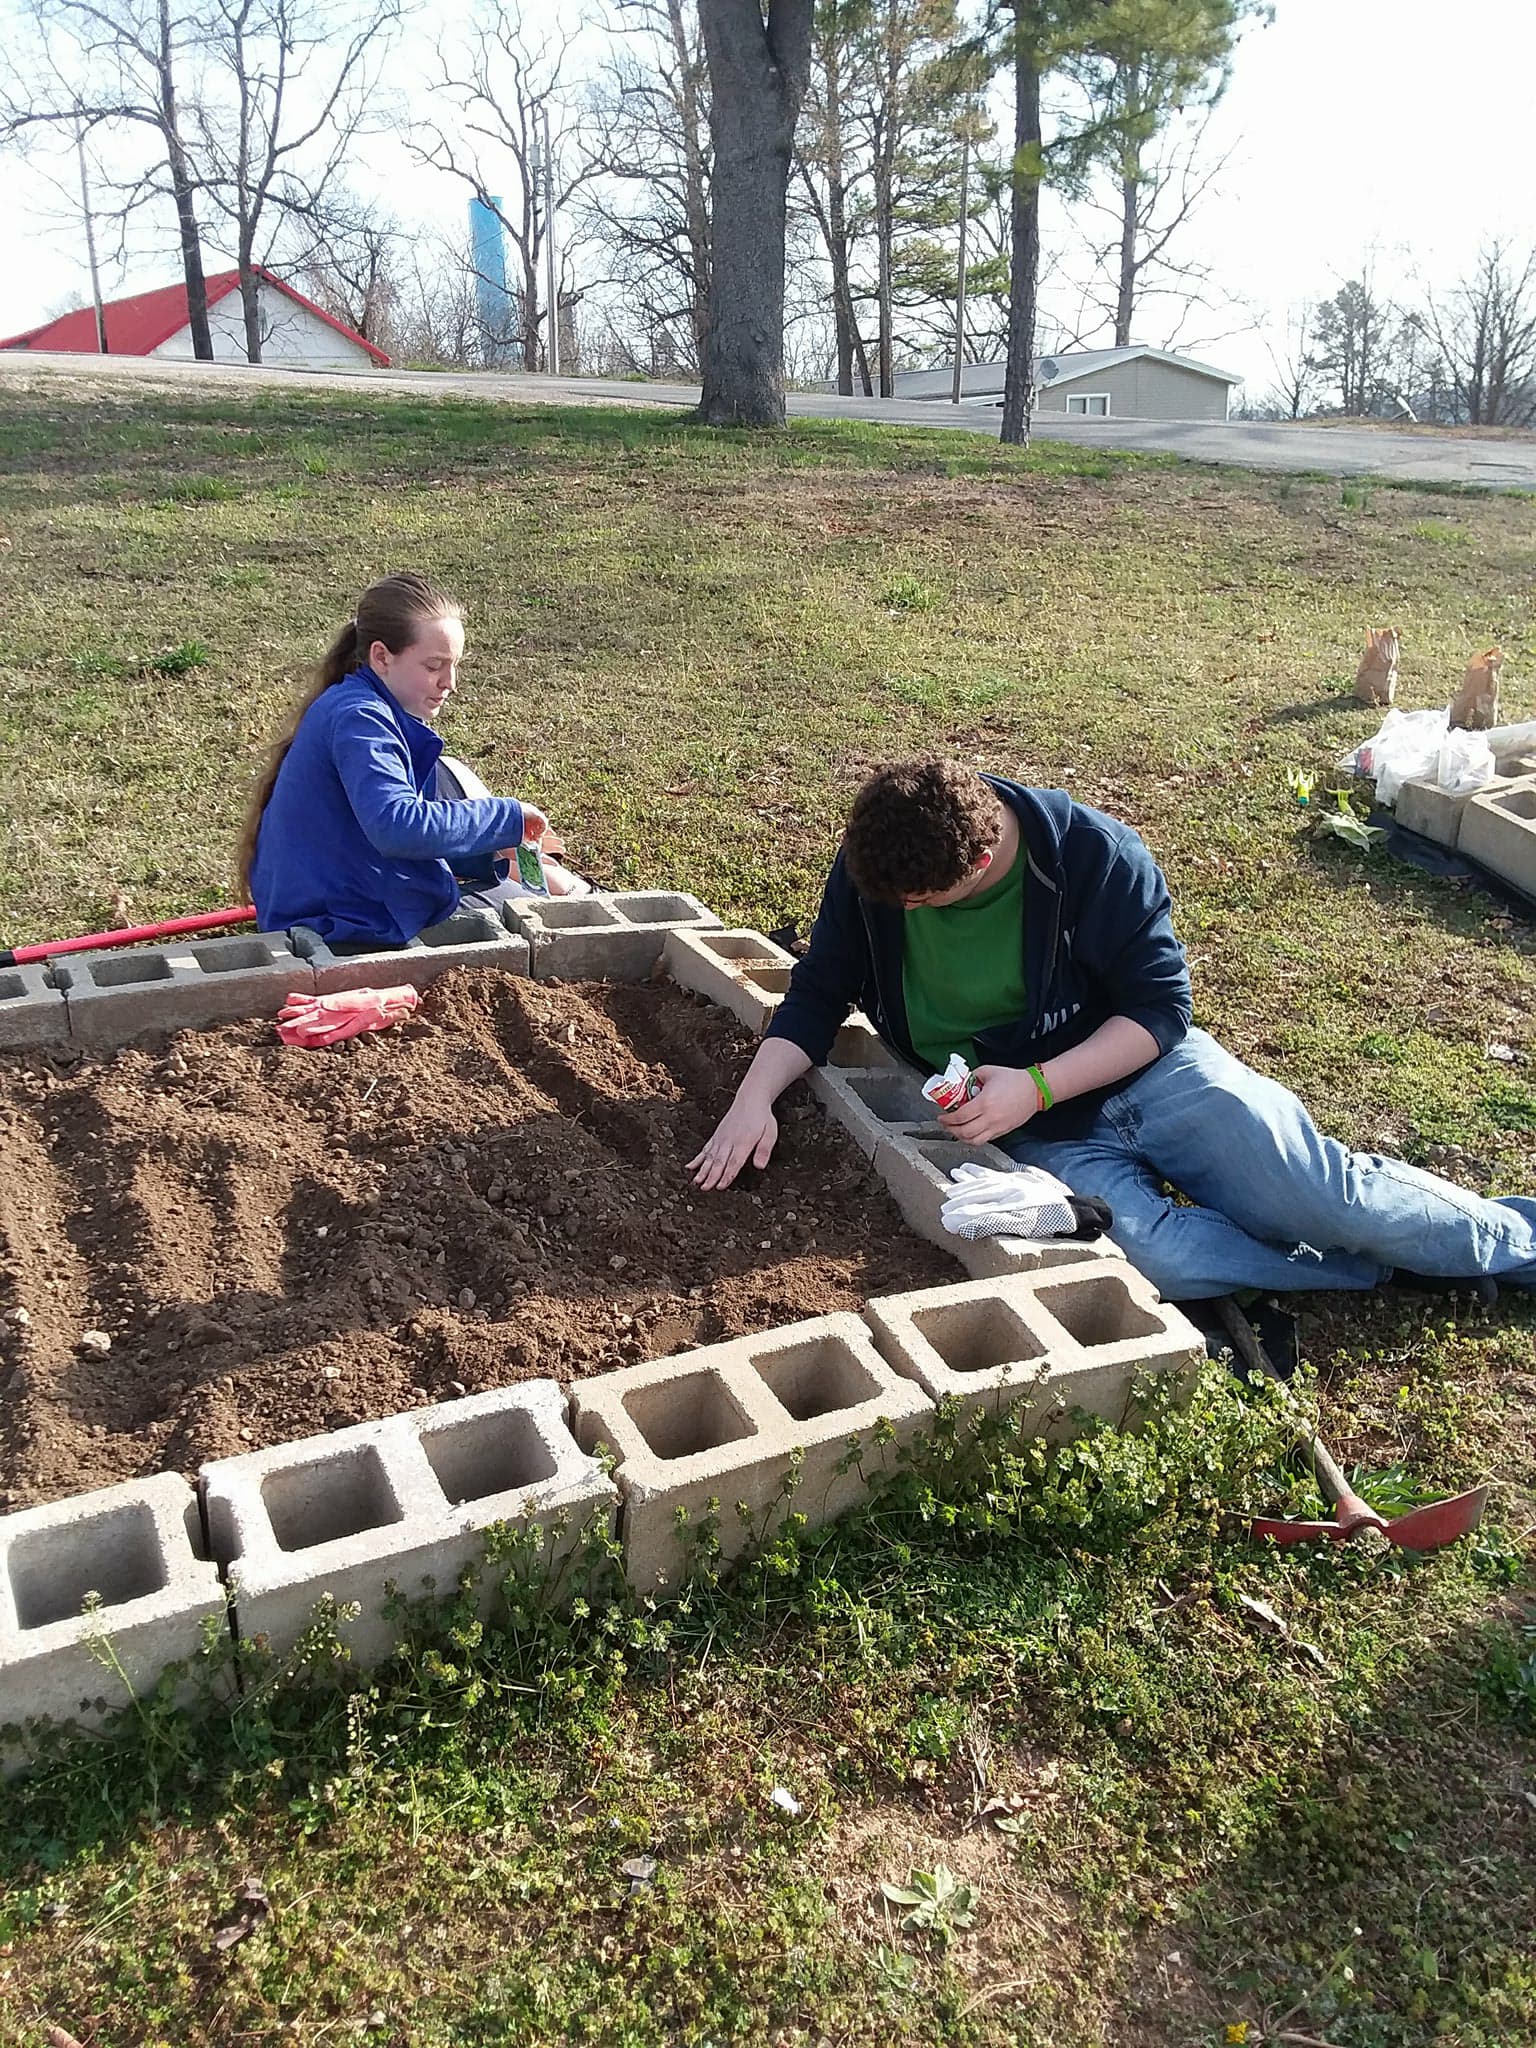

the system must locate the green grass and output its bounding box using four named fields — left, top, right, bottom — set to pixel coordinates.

left=0, top=382, right=1534, bottom=2047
